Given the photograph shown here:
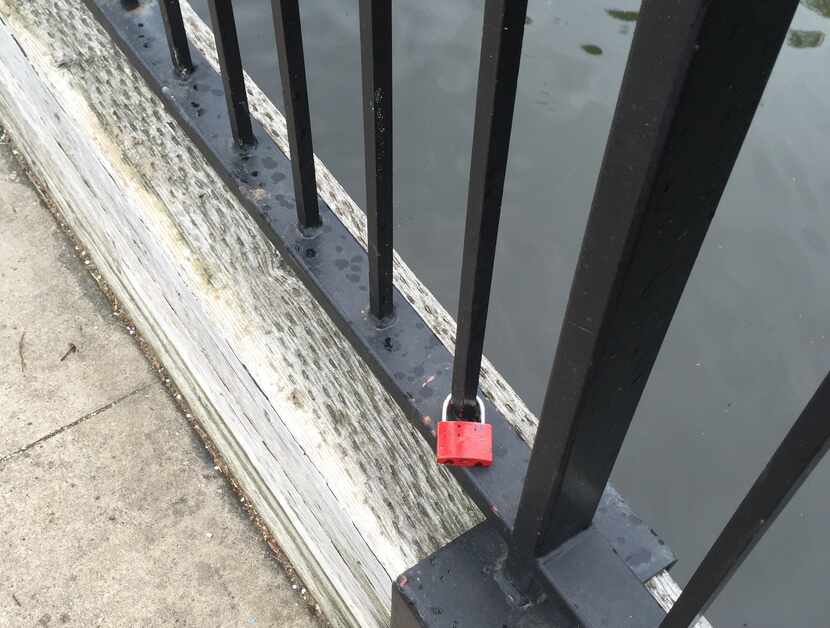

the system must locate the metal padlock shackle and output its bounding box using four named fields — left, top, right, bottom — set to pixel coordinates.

left=441, top=394, right=486, bottom=424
